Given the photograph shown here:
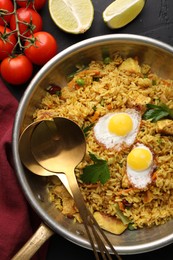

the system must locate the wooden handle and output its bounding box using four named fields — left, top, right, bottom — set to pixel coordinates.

left=11, top=222, right=54, bottom=260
